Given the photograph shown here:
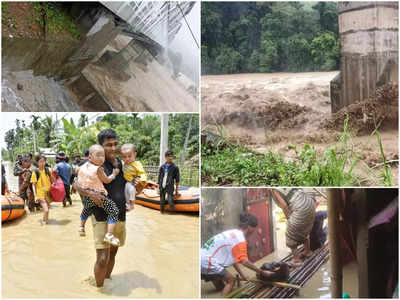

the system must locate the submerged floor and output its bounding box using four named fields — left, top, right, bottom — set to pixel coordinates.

left=2, top=165, right=199, bottom=298
left=201, top=202, right=359, bottom=298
